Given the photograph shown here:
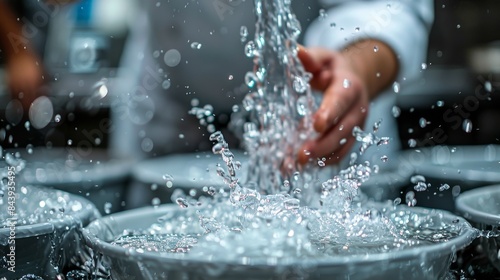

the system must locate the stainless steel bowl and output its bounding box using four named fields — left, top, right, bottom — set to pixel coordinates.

left=456, top=184, right=500, bottom=275
left=0, top=185, right=100, bottom=279
left=82, top=204, right=476, bottom=280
